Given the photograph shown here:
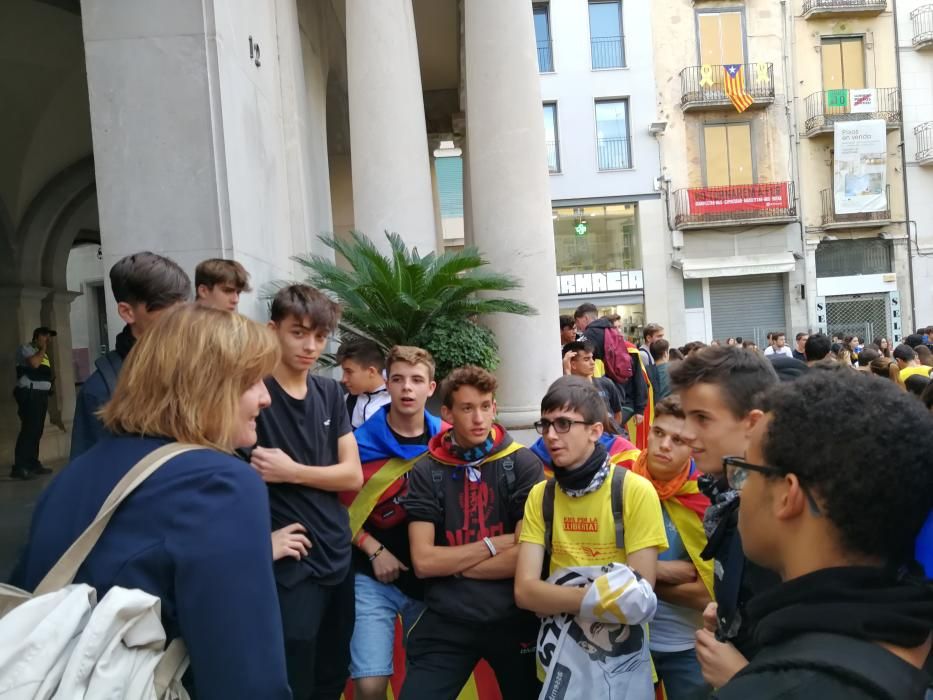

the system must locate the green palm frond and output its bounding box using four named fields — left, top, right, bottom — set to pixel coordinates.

left=291, top=231, right=537, bottom=351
